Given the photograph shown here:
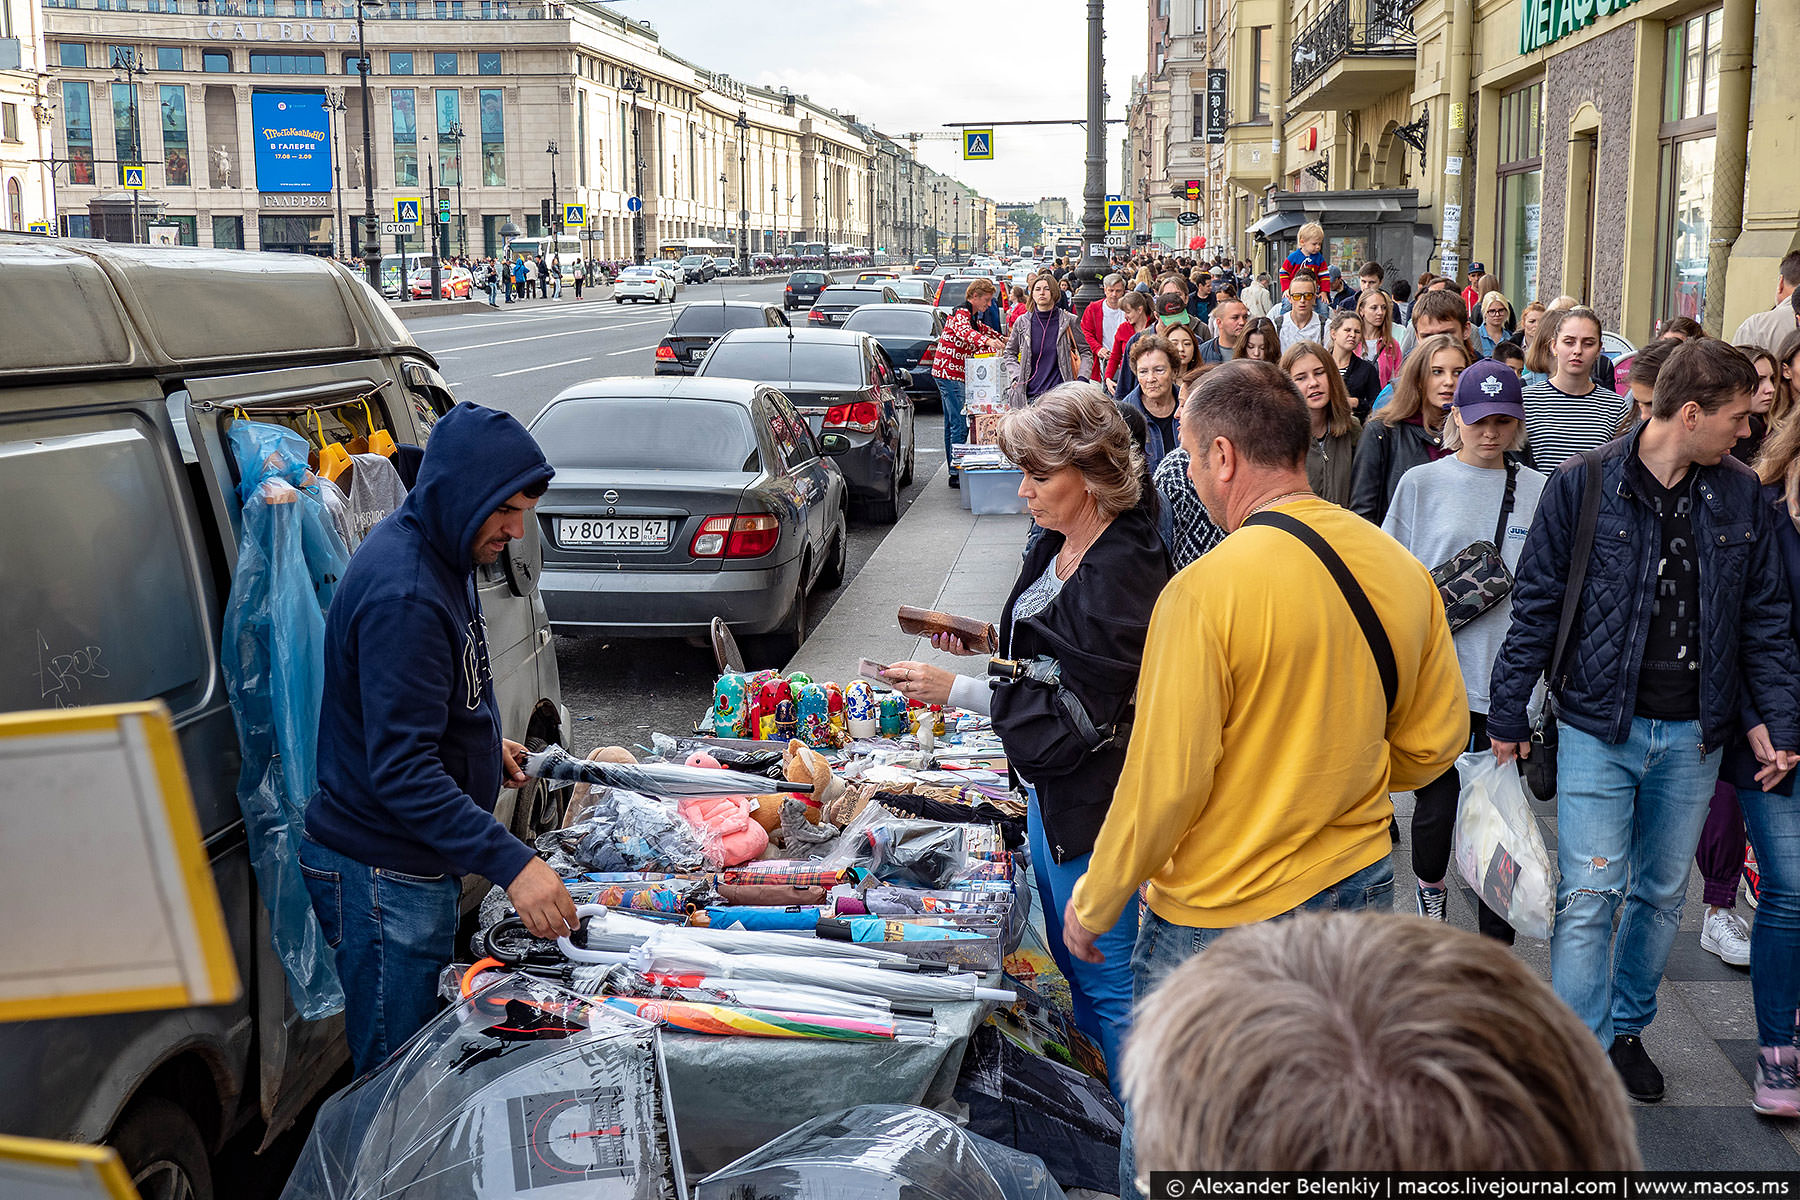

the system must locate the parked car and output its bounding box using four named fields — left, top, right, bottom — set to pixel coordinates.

left=928, top=277, right=985, bottom=322
left=529, top=377, right=850, bottom=660
left=0, top=235, right=566, bottom=1198
left=408, top=265, right=473, bottom=299
left=783, top=270, right=835, bottom=311
left=842, top=303, right=944, bottom=406
left=654, top=301, right=789, bottom=376
left=679, top=254, right=718, bottom=283
left=806, top=284, right=899, bottom=327
left=699, top=327, right=915, bottom=522
left=887, top=277, right=937, bottom=306
left=712, top=256, right=738, bottom=277
left=614, top=265, right=679, bottom=303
